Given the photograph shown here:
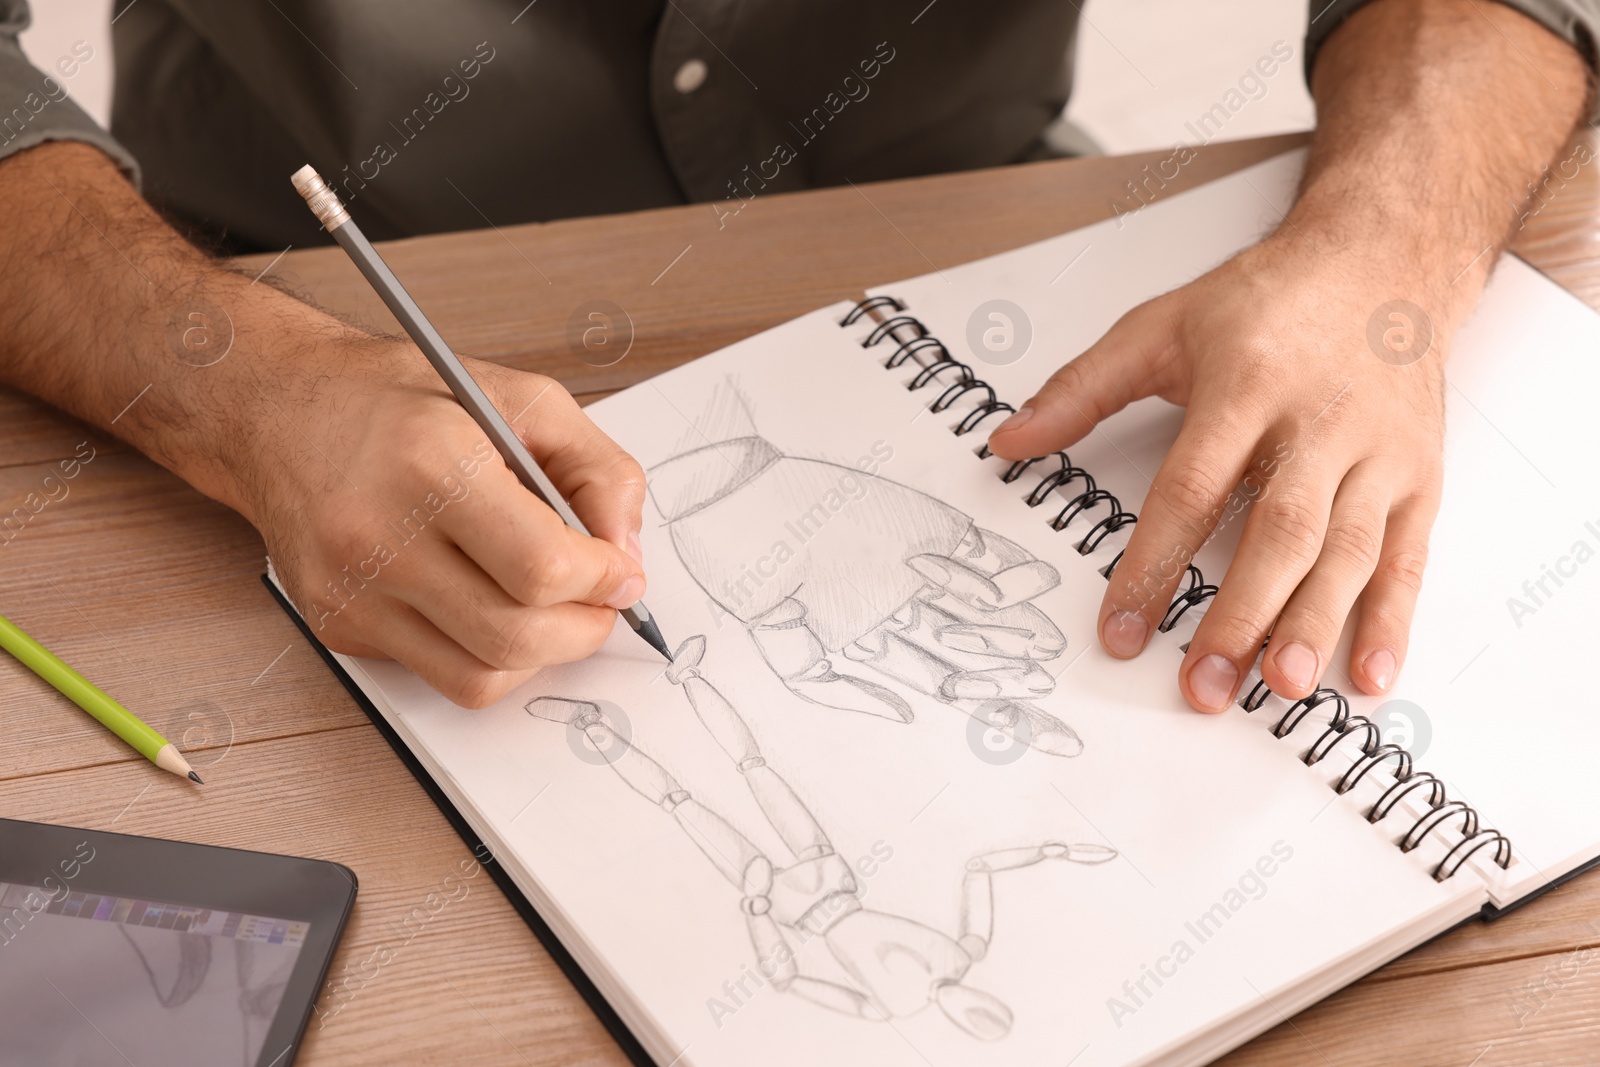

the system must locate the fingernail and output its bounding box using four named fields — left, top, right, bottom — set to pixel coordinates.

left=1363, top=649, right=1397, bottom=691
left=994, top=406, right=1034, bottom=433
left=1188, top=654, right=1239, bottom=711
left=605, top=574, right=645, bottom=610
left=625, top=529, right=644, bottom=566
left=1274, top=641, right=1319, bottom=692
left=1102, top=611, right=1148, bottom=658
